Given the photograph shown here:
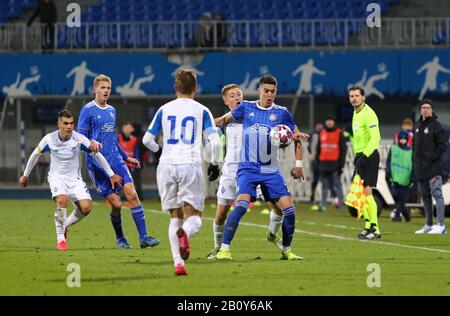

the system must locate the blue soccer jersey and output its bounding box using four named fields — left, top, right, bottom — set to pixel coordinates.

left=231, top=100, right=297, bottom=174
left=77, top=101, right=132, bottom=196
